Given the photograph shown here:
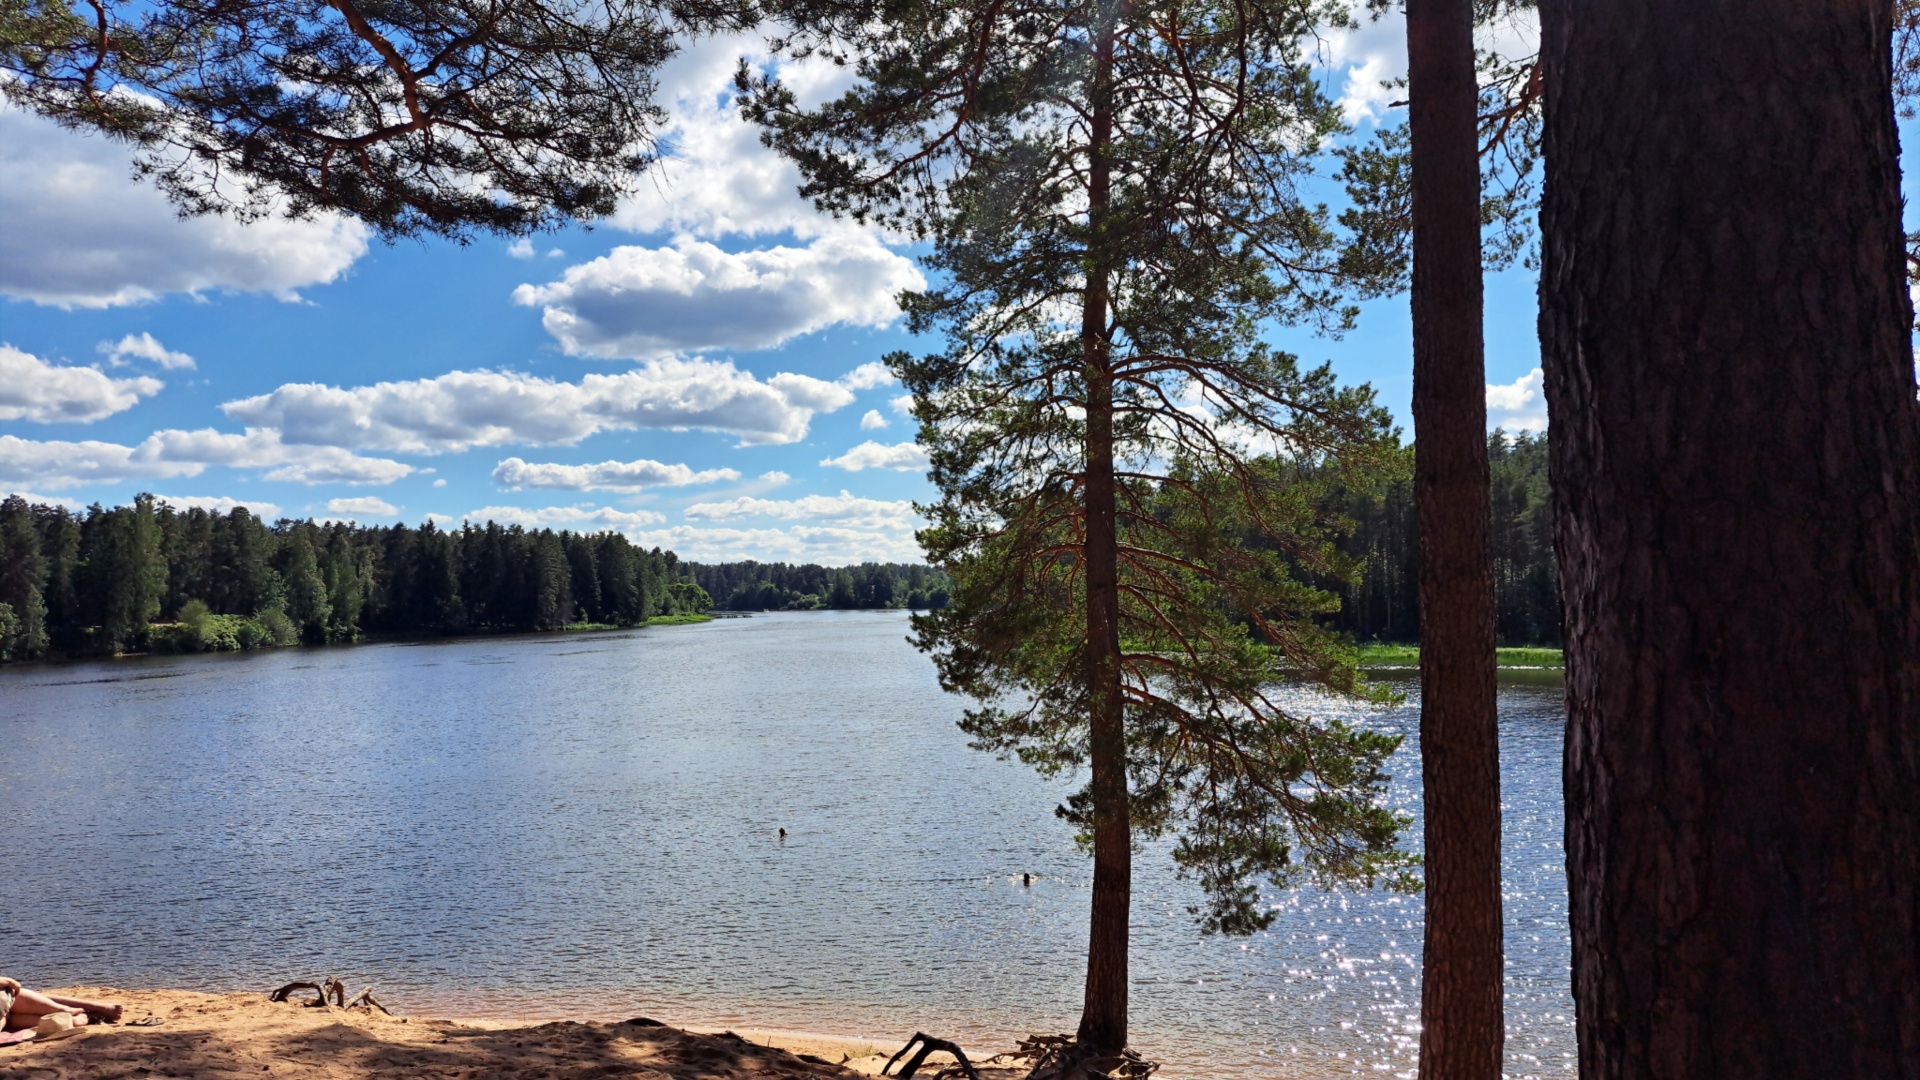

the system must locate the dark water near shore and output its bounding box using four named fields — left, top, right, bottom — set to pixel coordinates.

left=0, top=611, right=1573, bottom=1078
